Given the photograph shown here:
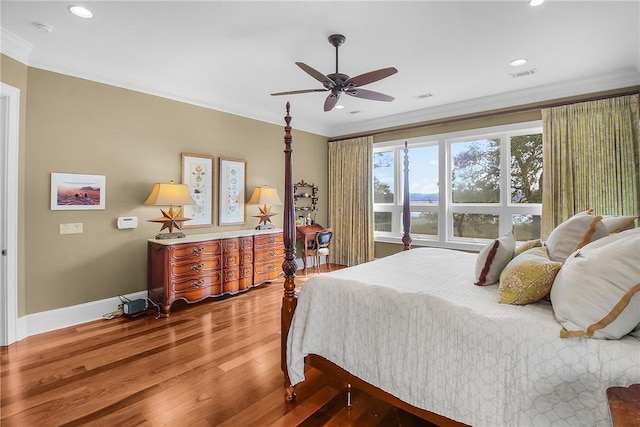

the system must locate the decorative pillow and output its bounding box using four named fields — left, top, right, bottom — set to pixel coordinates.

left=601, top=215, right=637, bottom=233
left=545, top=213, right=608, bottom=263
left=550, top=228, right=640, bottom=339
left=498, top=246, right=562, bottom=305
left=514, top=239, right=542, bottom=257
left=474, top=232, right=515, bottom=286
